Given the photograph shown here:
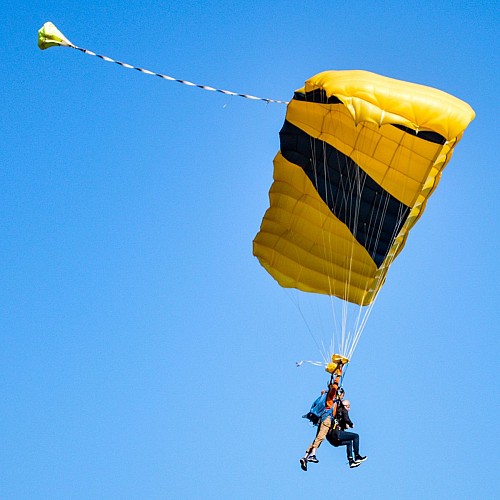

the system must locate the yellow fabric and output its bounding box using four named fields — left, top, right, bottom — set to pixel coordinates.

left=253, top=152, right=379, bottom=304
left=301, top=70, right=475, bottom=141
left=38, top=22, right=73, bottom=50
left=285, top=99, right=446, bottom=208
left=331, top=354, right=349, bottom=364
left=325, top=355, right=349, bottom=373
left=253, top=70, right=475, bottom=305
